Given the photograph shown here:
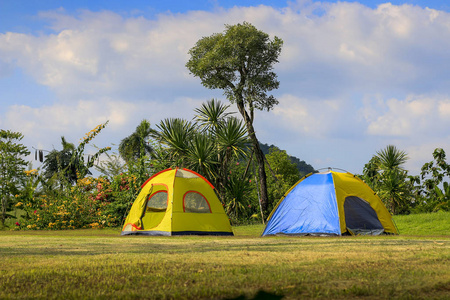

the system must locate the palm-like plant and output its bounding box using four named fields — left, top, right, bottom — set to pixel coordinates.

left=155, top=118, right=196, bottom=164
left=194, top=100, right=250, bottom=202
left=215, top=117, right=250, bottom=198
left=43, top=122, right=110, bottom=184
left=119, top=120, right=155, bottom=163
left=194, top=99, right=233, bottom=133
left=224, top=170, right=254, bottom=221
left=377, top=169, right=410, bottom=214
left=42, top=137, right=79, bottom=184
left=368, top=145, right=412, bottom=214
left=185, top=133, right=217, bottom=178
left=215, top=117, right=250, bottom=159
left=152, top=100, right=251, bottom=205
left=376, top=145, right=408, bottom=171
